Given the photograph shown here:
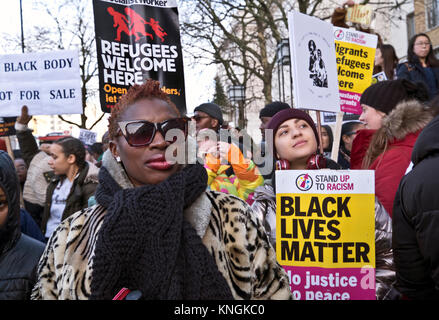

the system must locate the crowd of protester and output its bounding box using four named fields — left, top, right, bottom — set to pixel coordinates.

left=1, top=71, right=439, bottom=300
left=1, top=1, right=439, bottom=299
